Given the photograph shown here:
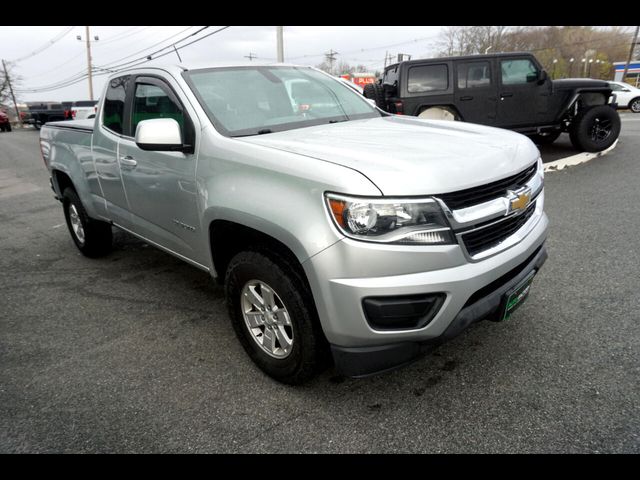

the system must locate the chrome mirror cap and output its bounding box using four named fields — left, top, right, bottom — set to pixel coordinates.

left=135, top=118, right=183, bottom=151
